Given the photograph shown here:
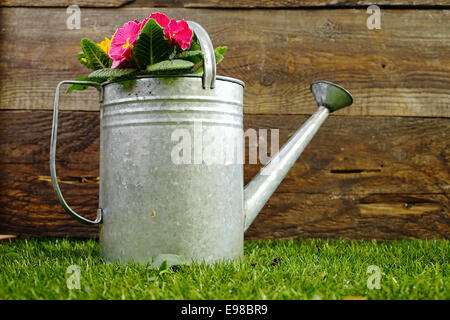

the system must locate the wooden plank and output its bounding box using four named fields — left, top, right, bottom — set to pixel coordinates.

left=1, top=160, right=448, bottom=239
left=1, top=111, right=449, bottom=195
left=245, top=193, right=449, bottom=240
left=245, top=115, right=450, bottom=195
left=0, top=235, right=16, bottom=242
left=2, top=0, right=449, bottom=8
left=174, top=0, right=450, bottom=8
left=0, top=0, right=133, bottom=7
left=0, top=164, right=100, bottom=237
left=0, top=8, right=449, bottom=117
left=166, top=0, right=450, bottom=8
left=1, top=162, right=447, bottom=239
left=0, top=110, right=448, bottom=238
